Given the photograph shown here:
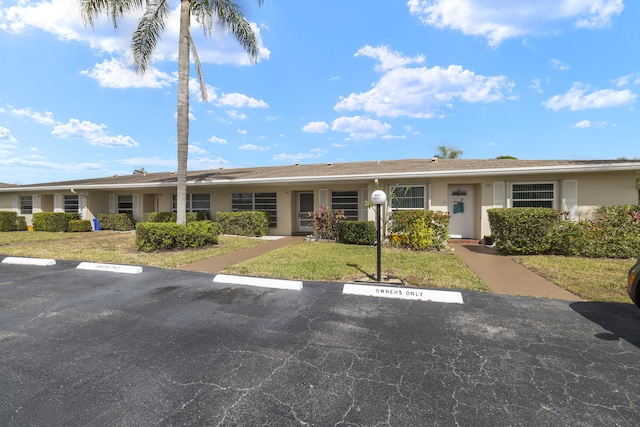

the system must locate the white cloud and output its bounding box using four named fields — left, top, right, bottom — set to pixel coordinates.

left=407, top=0, right=624, bottom=46
left=227, top=110, right=248, bottom=120
left=239, top=144, right=269, bottom=151
left=331, top=116, right=392, bottom=140
left=549, top=58, right=571, bottom=71
left=572, top=120, right=591, bottom=128
left=0, top=1, right=269, bottom=65
left=81, top=57, right=175, bottom=89
left=355, top=45, right=425, bottom=71
left=331, top=142, right=347, bottom=148
left=6, top=106, right=138, bottom=148
left=544, top=82, right=636, bottom=111
left=188, top=144, right=208, bottom=155
left=208, top=135, right=228, bottom=145
left=0, top=126, right=18, bottom=146
left=302, top=121, right=329, bottom=133
left=217, top=93, right=269, bottom=108
left=336, top=45, right=513, bottom=119
left=273, top=148, right=327, bottom=162
left=187, top=156, right=230, bottom=170
left=612, top=73, right=640, bottom=87
left=52, top=119, right=138, bottom=147
left=530, top=78, right=543, bottom=93
left=237, top=129, right=248, bottom=135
